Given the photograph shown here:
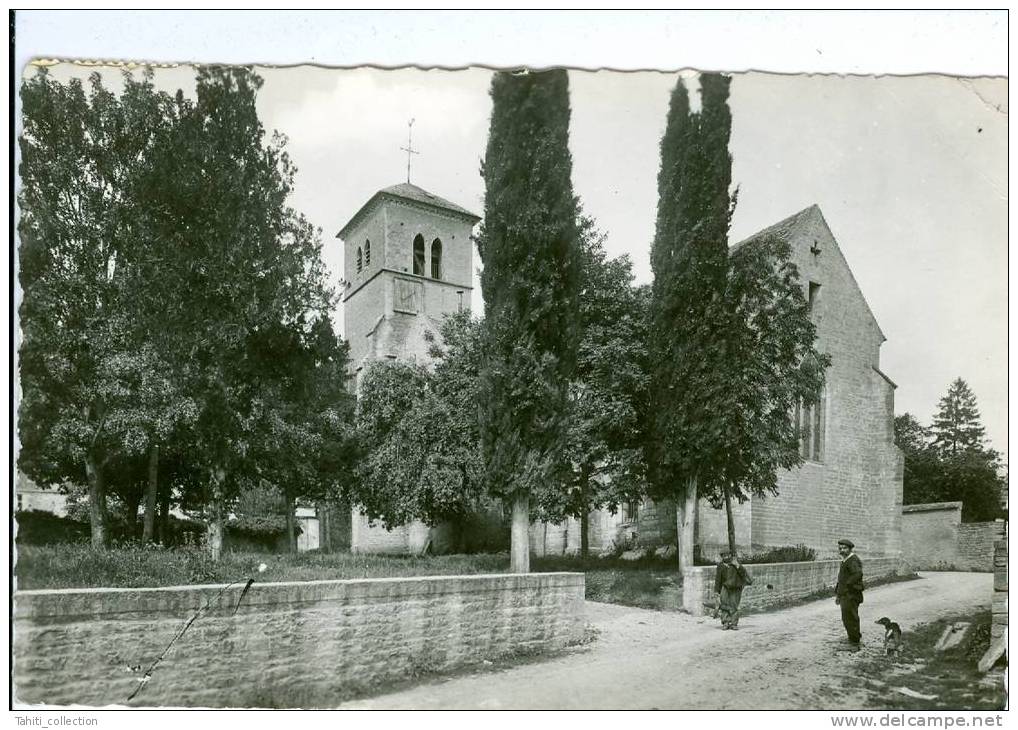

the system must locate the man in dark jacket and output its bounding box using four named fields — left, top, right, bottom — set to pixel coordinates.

left=835, top=538, right=864, bottom=646
left=714, top=550, right=753, bottom=630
